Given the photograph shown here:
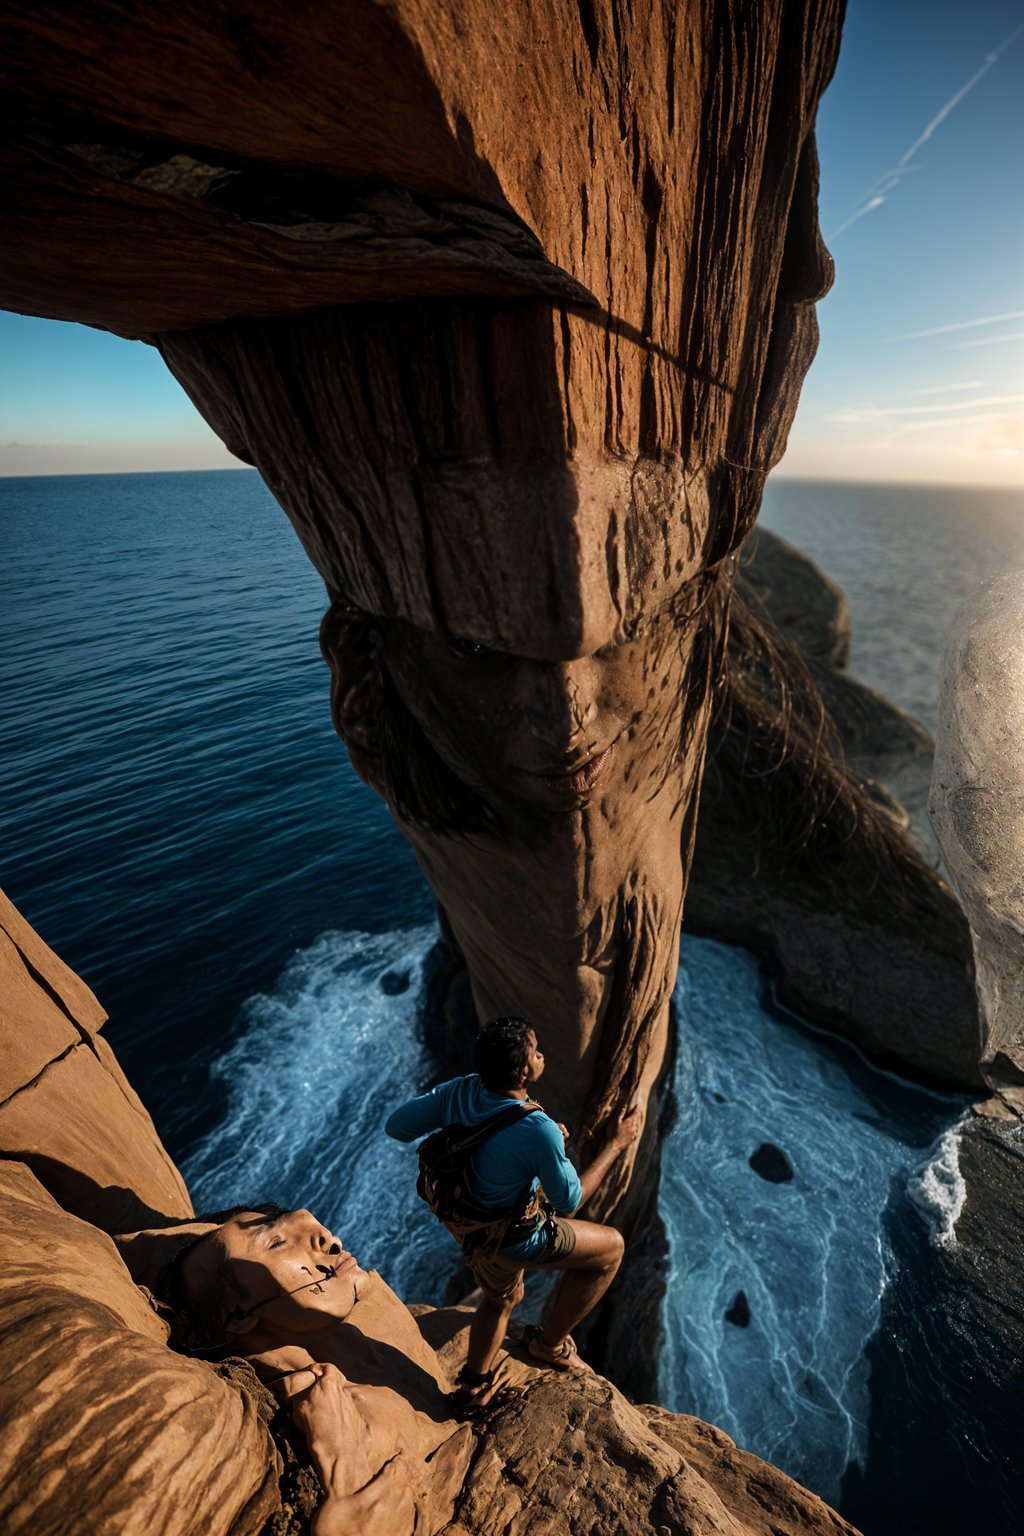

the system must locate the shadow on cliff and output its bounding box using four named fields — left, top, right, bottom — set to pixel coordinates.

left=2, top=1151, right=184, bottom=1235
